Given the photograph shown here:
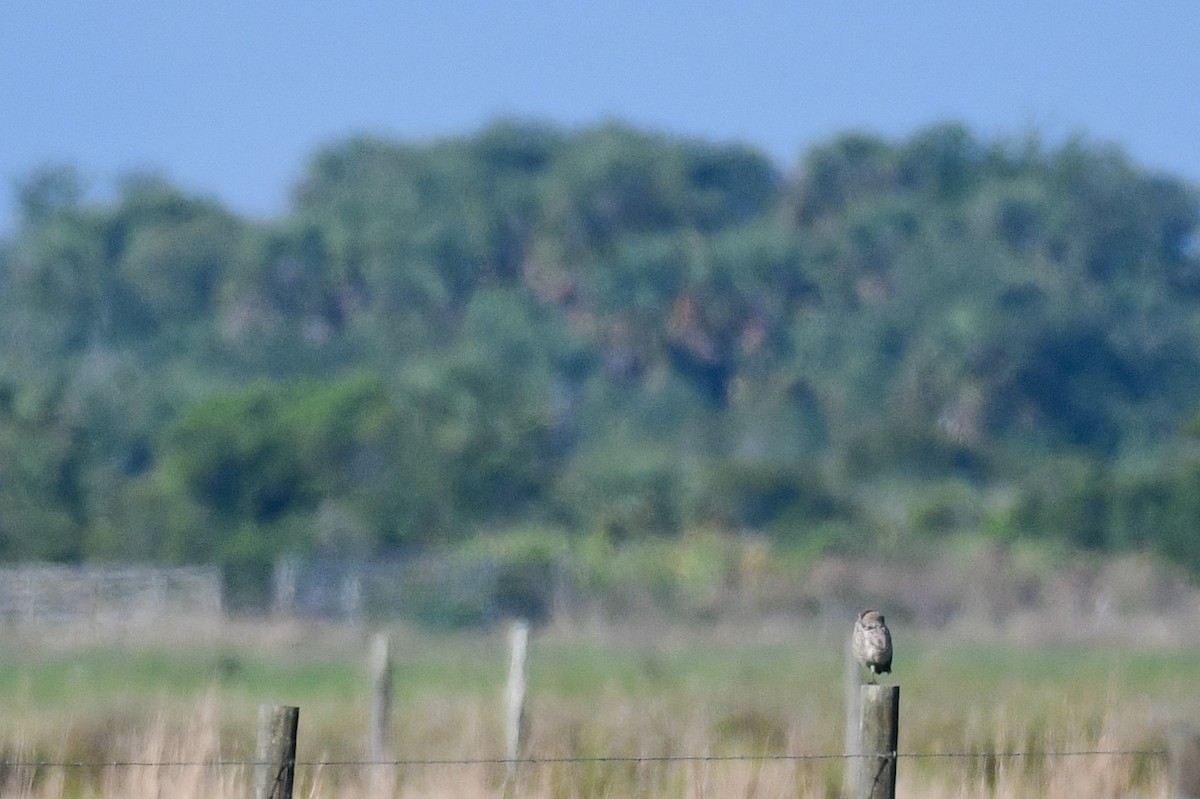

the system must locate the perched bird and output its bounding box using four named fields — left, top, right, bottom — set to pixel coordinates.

left=852, top=609, right=893, bottom=684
